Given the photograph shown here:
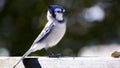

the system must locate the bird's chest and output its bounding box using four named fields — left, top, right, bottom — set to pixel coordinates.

left=46, top=23, right=66, bottom=46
